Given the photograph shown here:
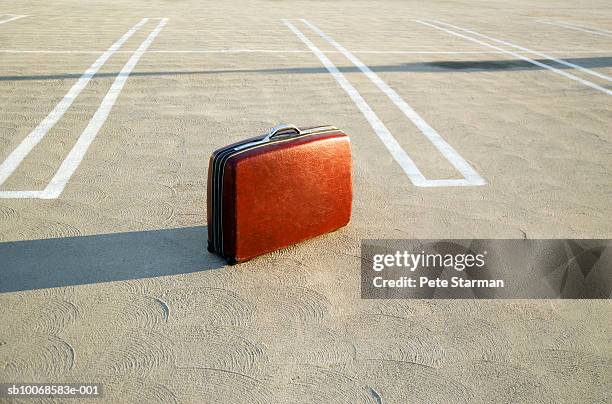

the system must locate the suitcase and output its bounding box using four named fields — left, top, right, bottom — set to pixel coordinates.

left=207, top=124, right=352, bottom=264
